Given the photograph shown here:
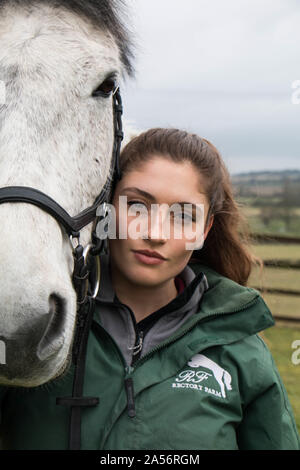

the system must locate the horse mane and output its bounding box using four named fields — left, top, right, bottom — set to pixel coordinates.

left=0, top=0, right=134, bottom=76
